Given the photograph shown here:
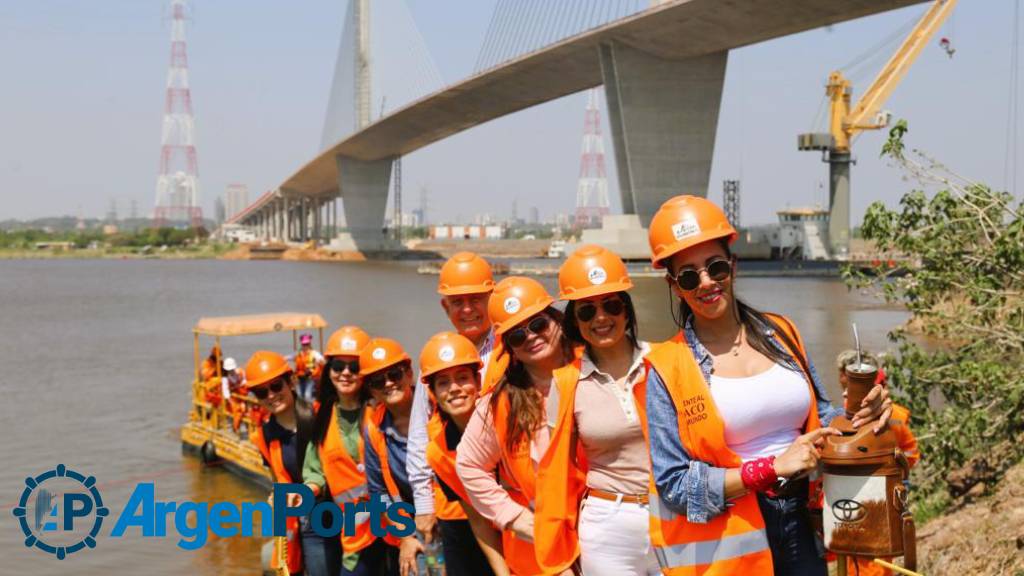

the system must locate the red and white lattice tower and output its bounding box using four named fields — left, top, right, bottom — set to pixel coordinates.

left=575, top=89, right=610, bottom=228
left=153, top=0, right=202, bottom=228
